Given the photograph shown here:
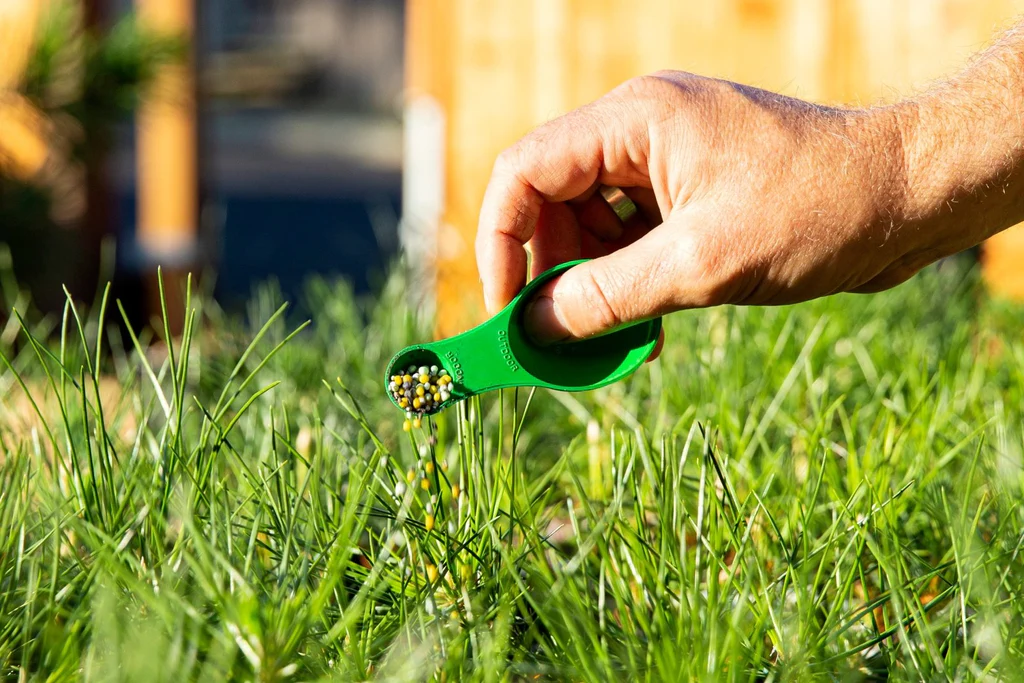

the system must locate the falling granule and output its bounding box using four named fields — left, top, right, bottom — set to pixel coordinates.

left=390, top=363, right=455, bottom=427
